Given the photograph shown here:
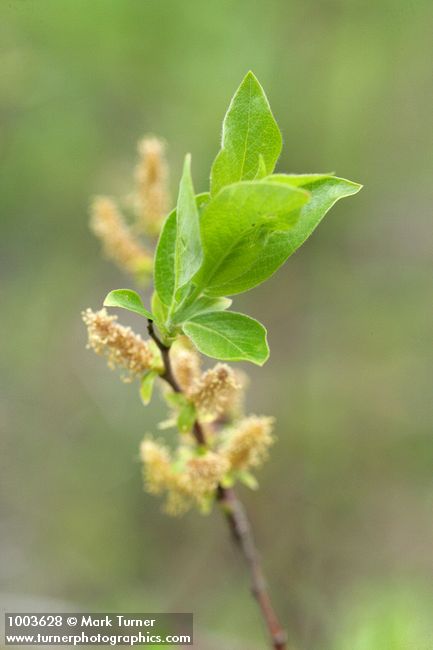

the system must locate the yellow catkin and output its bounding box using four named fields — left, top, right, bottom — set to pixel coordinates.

left=171, top=346, right=202, bottom=392
left=90, top=196, right=152, bottom=276
left=220, top=416, right=275, bottom=471
left=164, top=490, right=191, bottom=517
left=134, top=137, right=169, bottom=236
left=229, top=368, right=249, bottom=417
left=183, top=452, right=229, bottom=497
left=140, top=438, right=189, bottom=514
left=140, top=439, right=172, bottom=494
left=140, top=438, right=229, bottom=516
left=165, top=452, right=229, bottom=516
left=82, top=308, right=157, bottom=382
left=188, top=363, right=241, bottom=417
